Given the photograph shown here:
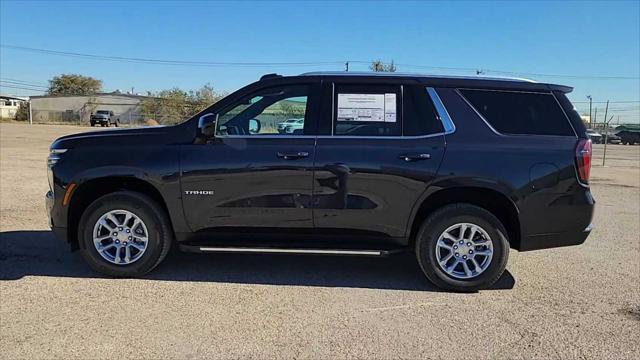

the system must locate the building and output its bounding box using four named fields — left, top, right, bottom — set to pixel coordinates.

left=0, top=94, right=28, bottom=119
left=29, top=92, right=152, bottom=124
